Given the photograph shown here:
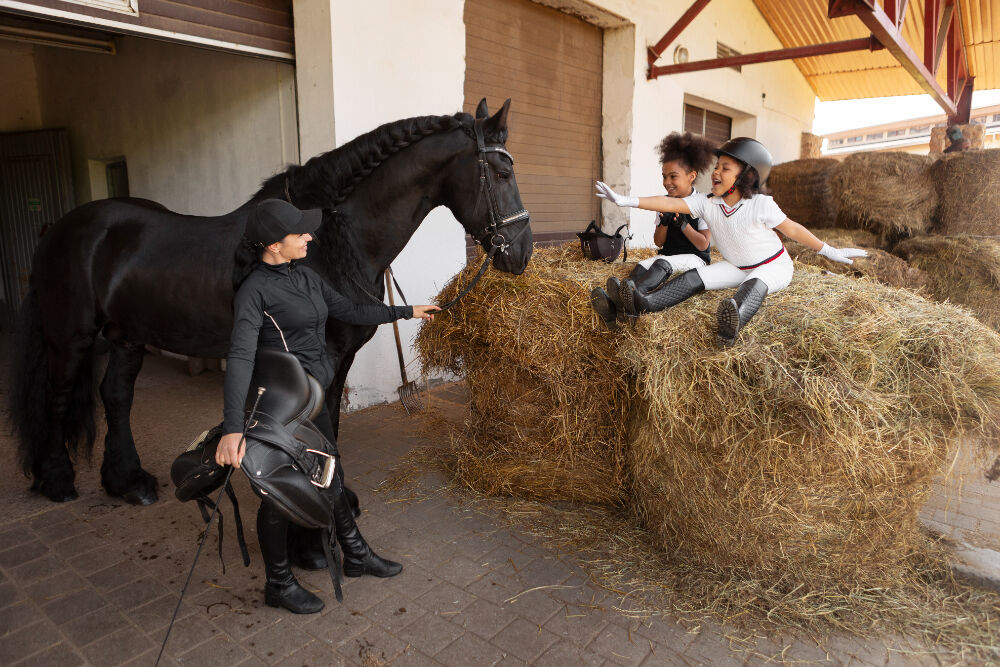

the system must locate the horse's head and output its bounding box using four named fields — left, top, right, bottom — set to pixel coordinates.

left=446, top=98, right=533, bottom=275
